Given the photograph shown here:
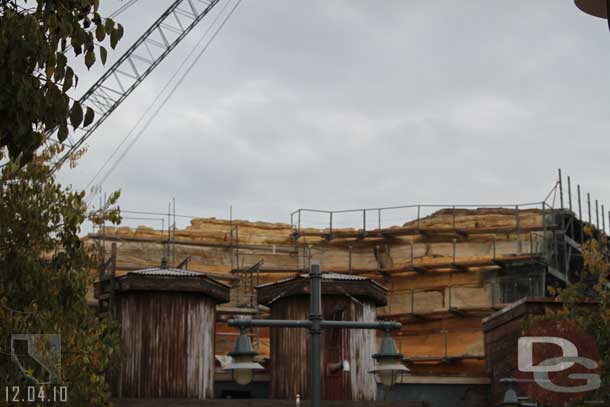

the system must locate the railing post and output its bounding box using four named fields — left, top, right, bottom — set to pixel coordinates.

left=558, top=168, right=564, bottom=210
left=298, top=210, right=302, bottom=235
left=568, top=175, right=572, bottom=212
left=516, top=205, right=522, bottom=254
left=596, top=200, right=600, bottom=230
left=587, top=192, right=591, bottom=225
left=363, top=210, right=366, bottom=234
